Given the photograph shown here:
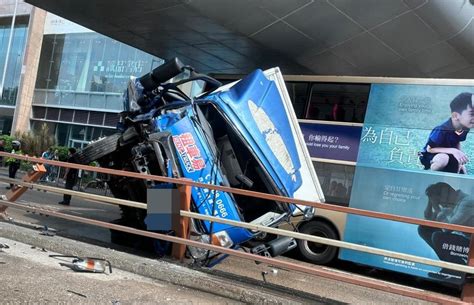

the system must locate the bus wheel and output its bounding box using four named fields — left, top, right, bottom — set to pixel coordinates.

left=297, top=221, right=338, bottom=265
